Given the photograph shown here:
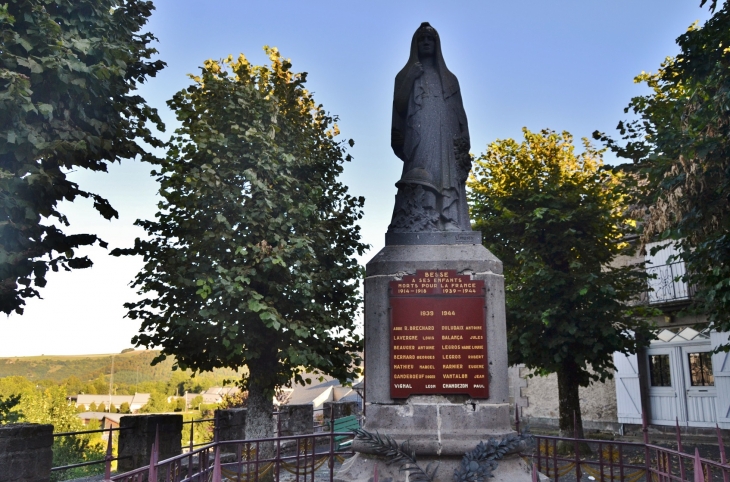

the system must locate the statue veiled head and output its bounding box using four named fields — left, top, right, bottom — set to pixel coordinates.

left=415, top=22, right=438, bottom=59
left=396, top=22, right=459, bottom=99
